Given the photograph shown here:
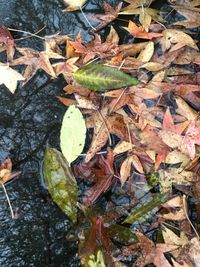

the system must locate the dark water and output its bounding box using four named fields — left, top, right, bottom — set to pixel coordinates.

left=0, top=0, right=118, bottom=266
